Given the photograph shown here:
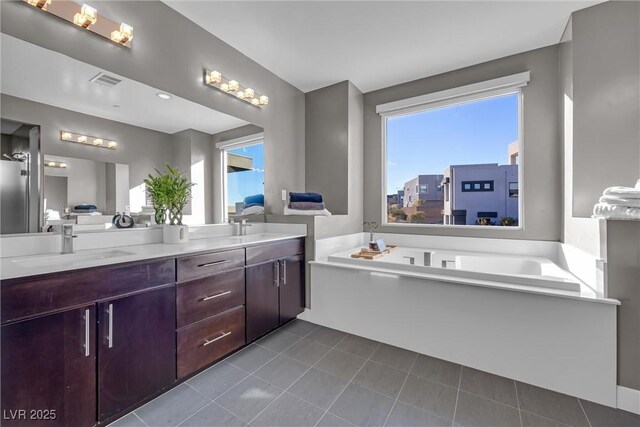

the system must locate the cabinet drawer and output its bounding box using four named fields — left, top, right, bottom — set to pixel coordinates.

left=177, top=268, right=245, bottom=328
left=177, top=307, right=245, bottom=379
left=177, top=248, right=245, bottom=283
left=246, top=239, right=304, bottom=266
